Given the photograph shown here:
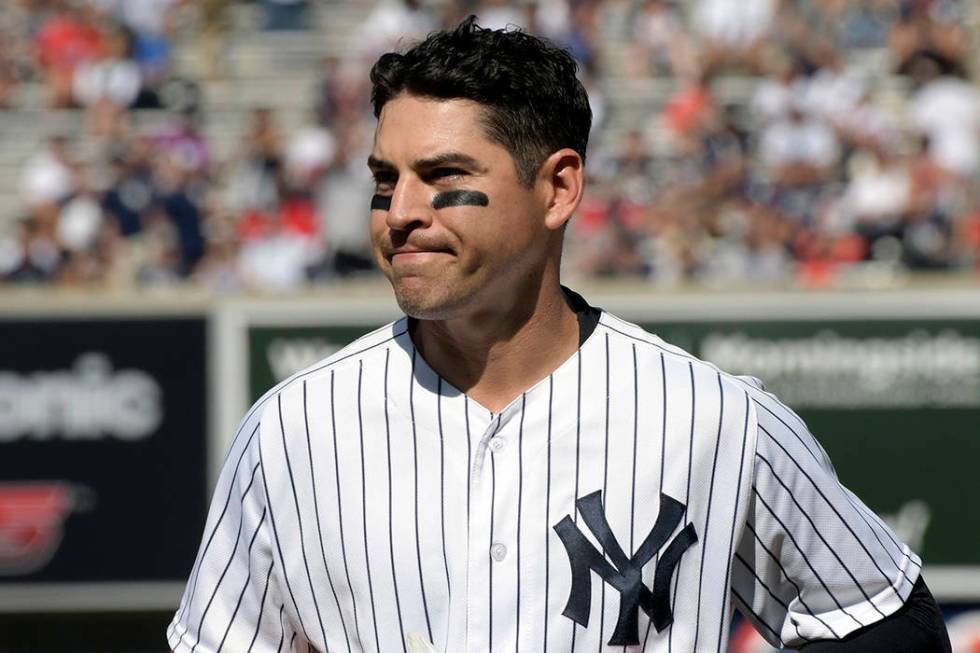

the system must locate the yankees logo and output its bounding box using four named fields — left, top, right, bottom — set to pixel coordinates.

left=554, top=491, right=698, bottom=646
